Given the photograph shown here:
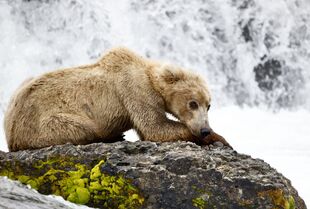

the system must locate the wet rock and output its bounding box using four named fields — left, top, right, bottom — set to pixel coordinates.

left=0, top=151, right=5, bottom=160
left=0, top=177, right=81, bottom=209
left=241, top=20, right=254, bottom=42
left=254, top=58, right=282, bottom=91
left=0, top=141, right=306, bottom=209
left=253, top=57, right=304, bottom=108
